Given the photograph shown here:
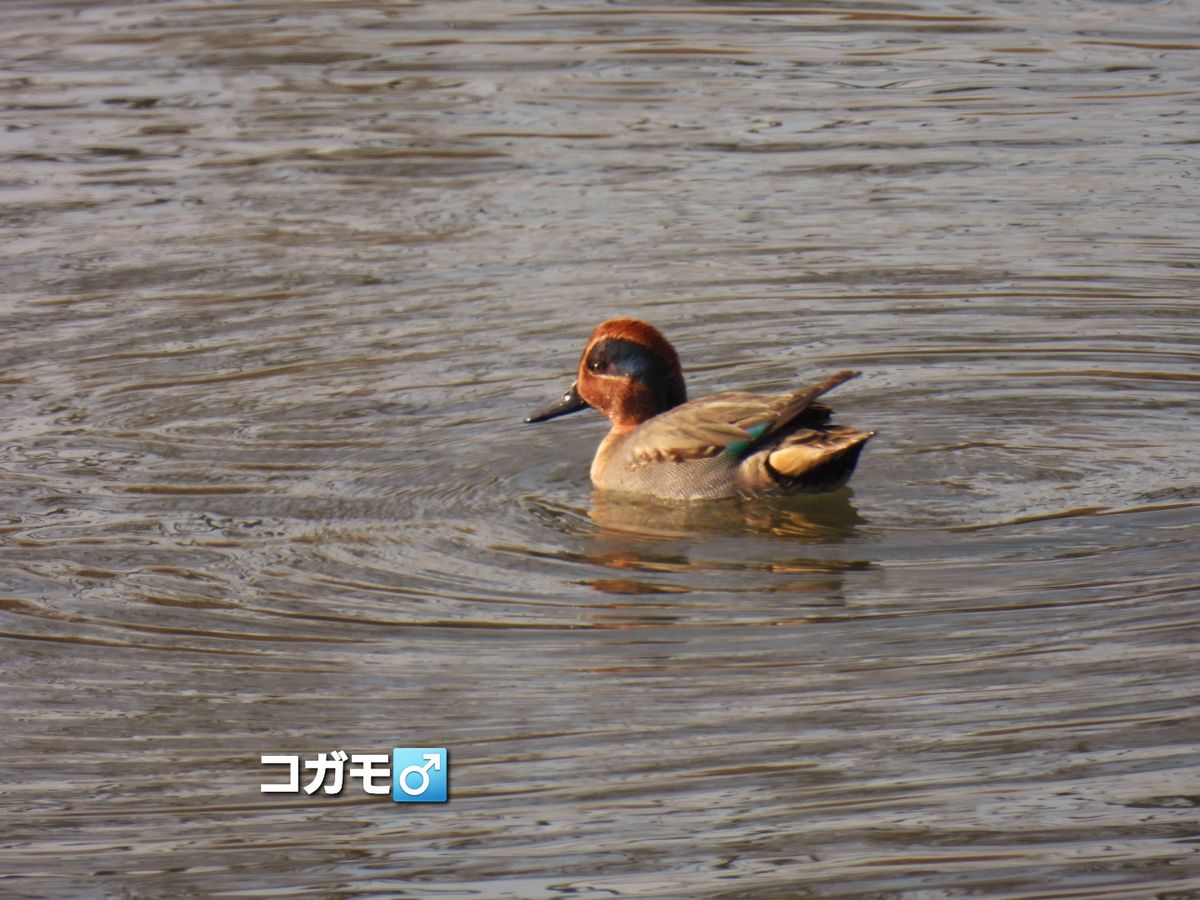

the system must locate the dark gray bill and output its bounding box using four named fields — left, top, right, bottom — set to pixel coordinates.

left=525, top=383, right=589, bottom=423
